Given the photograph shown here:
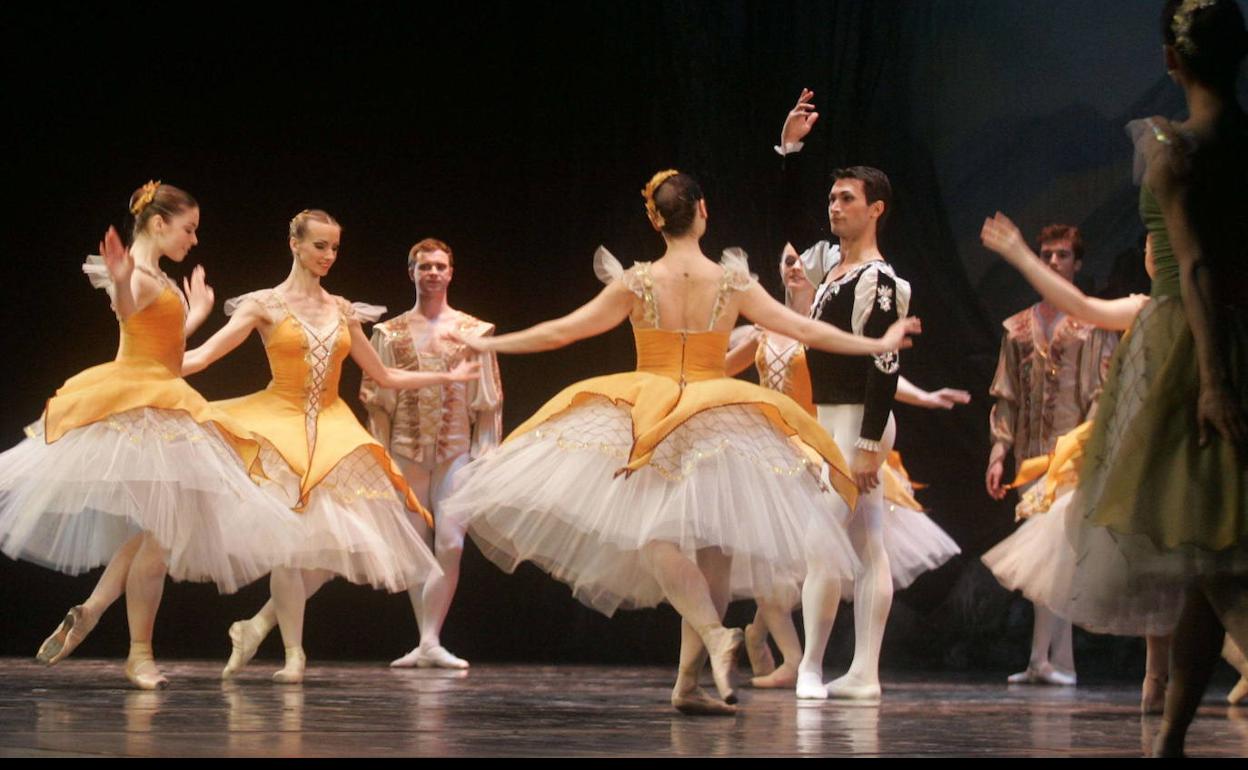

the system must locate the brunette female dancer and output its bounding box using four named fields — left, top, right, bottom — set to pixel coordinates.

left=1, top=183, right=301, bottom=689
left=440, top=171, right=919, bottom=714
